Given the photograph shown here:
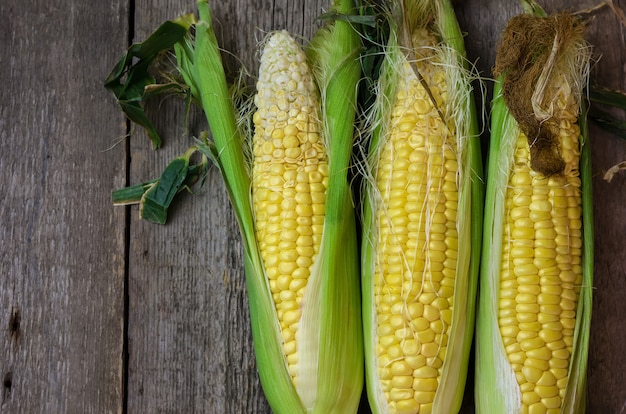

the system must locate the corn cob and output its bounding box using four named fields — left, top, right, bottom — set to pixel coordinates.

left=361, top=1, right=483, bottom=413
left=251, top=30, right=328, bottom=385
left=475, top=10, right=593, bottom=414
left=190, top=1, right=363, bottom=412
